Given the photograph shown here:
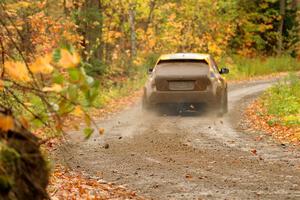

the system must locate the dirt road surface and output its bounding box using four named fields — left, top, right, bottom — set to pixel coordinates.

left=55, top=79, right=300, bottom=200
